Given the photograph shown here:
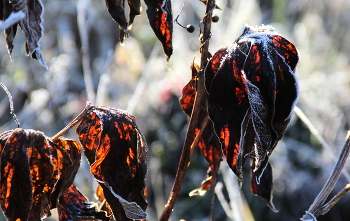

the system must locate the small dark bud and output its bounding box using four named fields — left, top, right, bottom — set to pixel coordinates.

left=186, top=24, right=195, bottom=33
left=212, top=14, right=219, bottom=23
